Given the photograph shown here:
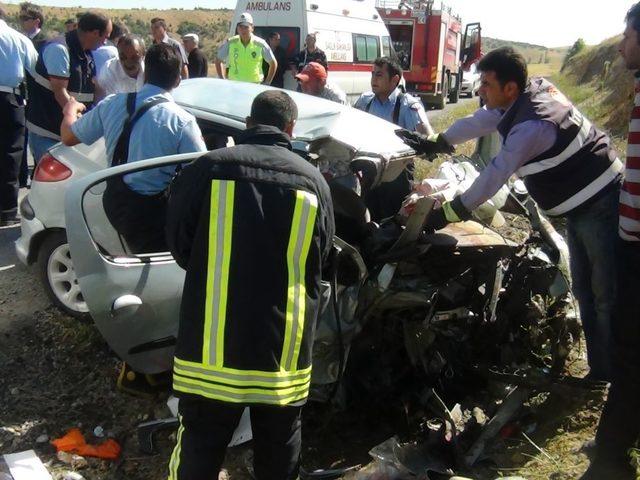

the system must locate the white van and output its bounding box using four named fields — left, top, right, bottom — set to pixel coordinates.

left=230, top=0, right=395, bottom=101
